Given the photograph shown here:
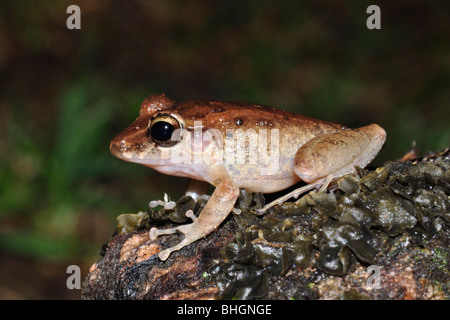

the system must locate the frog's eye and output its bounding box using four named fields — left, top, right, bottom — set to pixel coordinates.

left=148, top=114, right=182, bottom=146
